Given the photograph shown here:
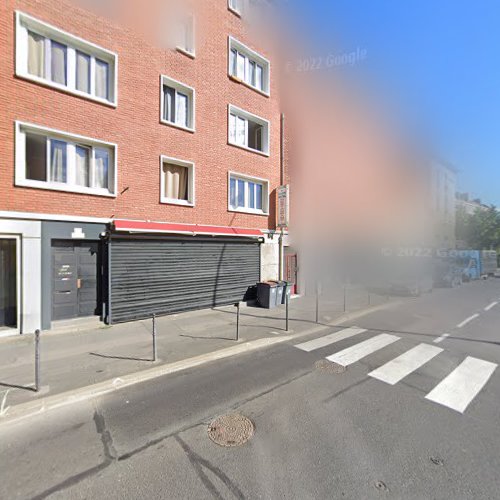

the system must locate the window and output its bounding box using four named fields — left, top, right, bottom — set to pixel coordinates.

left=160, top=75, right=195, bottom=131
left=229, top=173, right=269, bottom=214
left=176, top=14, right=195, bottom=57
left=16, top=11, right=118, bottom=105
left=228, top=0, right=245, bottom=15
left=160, top=156, right=195, bottom=206
left=228, top=36, right=270, bottom=95
left=16, top=122, right=117, bottom=197
left=228, top=105, right=269, bottom=155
